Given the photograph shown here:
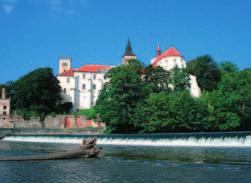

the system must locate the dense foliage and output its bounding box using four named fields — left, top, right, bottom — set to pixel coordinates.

left=2, top=68, right=69, bottom=121
left=95, top=58, right=251, bottom=133
left=187, top=55, right=221, bottom=91
left=95, top=61, right=149, bottom=133
left=133, top=91, right=208, bottom=133
left=76, top=108, right=97, bottom=120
